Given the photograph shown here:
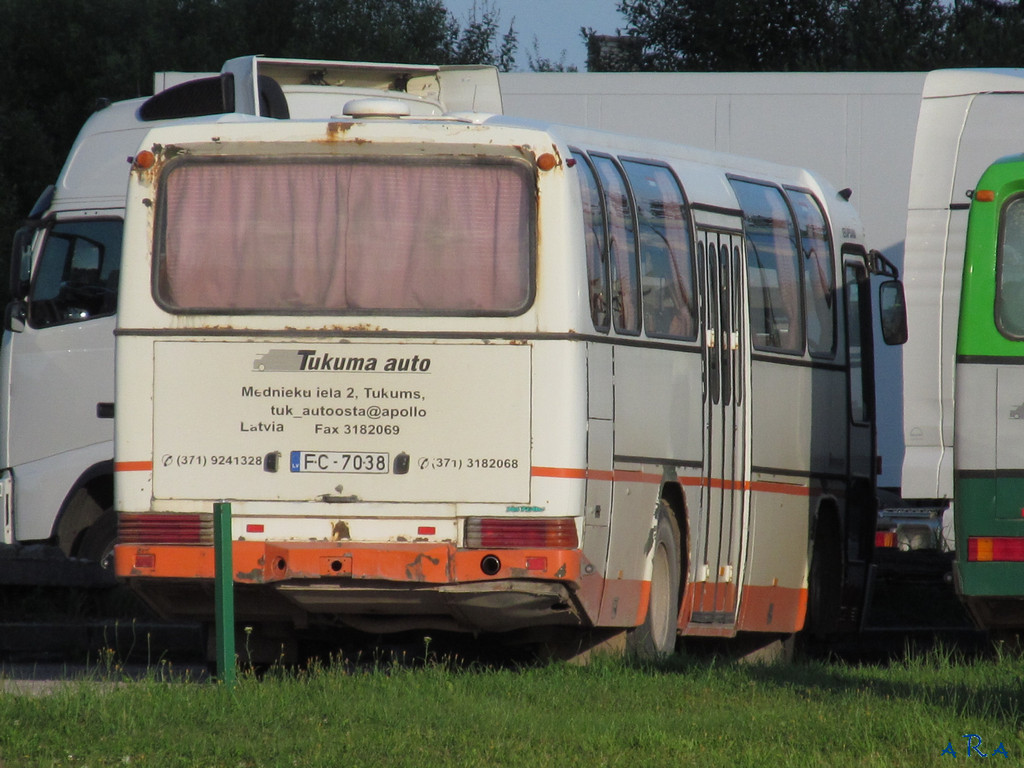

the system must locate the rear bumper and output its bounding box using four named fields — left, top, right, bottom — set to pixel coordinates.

left=115, top=540, right=580, bottom=583
left=115, top=541, right=590, bottom=634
